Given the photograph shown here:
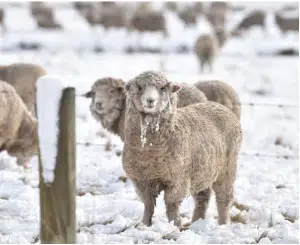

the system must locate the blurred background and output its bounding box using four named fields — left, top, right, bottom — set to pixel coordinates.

left=0, top=1, right=299, bottom=55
